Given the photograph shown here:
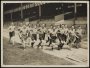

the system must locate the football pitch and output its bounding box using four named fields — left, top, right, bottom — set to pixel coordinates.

left=3, top=37, right=74, bottom=65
